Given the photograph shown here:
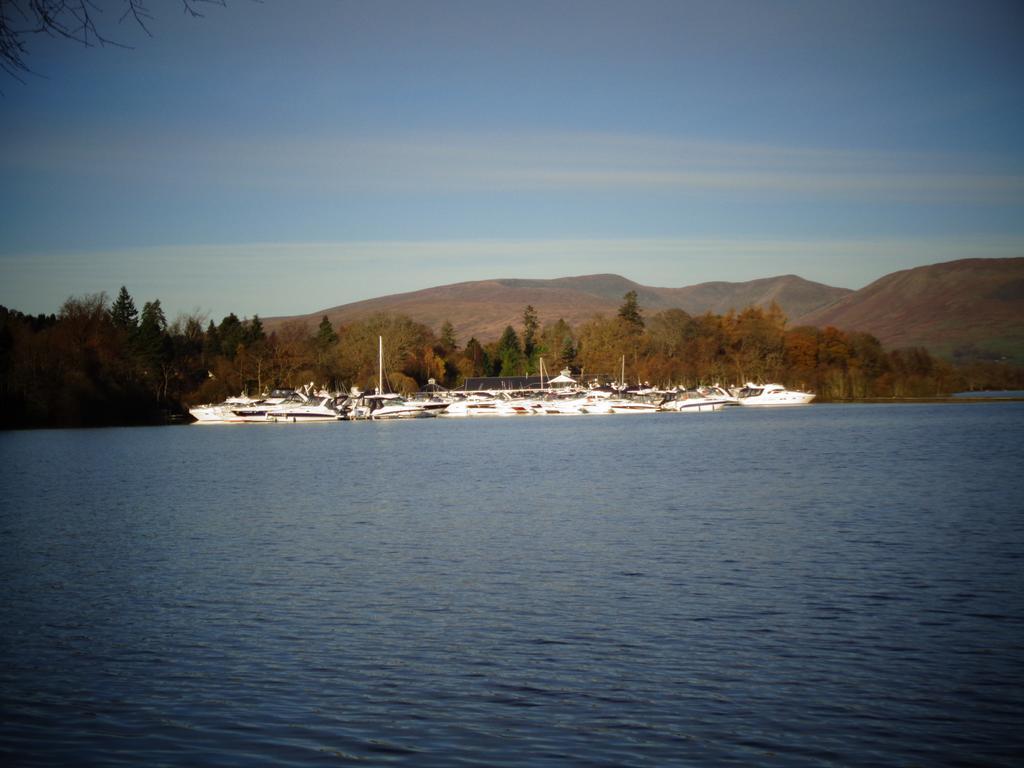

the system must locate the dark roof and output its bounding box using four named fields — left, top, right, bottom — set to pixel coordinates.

left=461, top=376, right=547, bottom=391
